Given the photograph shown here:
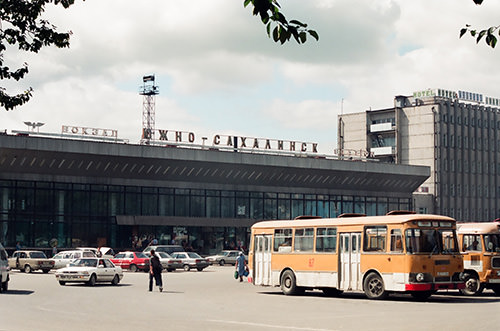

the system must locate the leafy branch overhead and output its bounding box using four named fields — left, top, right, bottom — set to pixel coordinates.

left=244, top=0, right=319, bottom=44
left=0, top=0, right=79, bottom=110
left=459, top=0, right=499, bottom=48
